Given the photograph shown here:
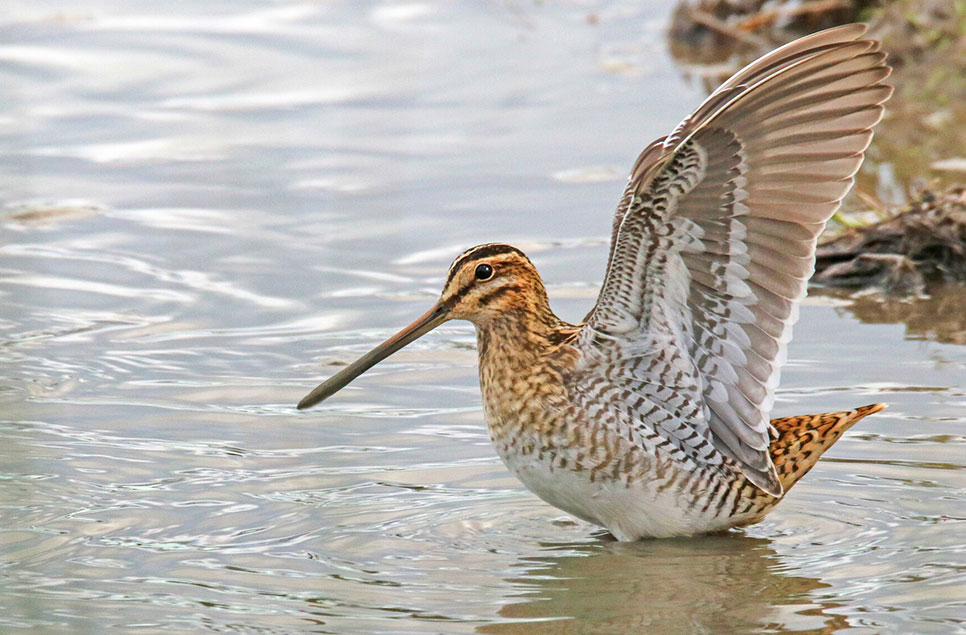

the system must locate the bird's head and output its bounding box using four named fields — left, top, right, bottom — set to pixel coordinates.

left=297, top=243, right=548, bottom=409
